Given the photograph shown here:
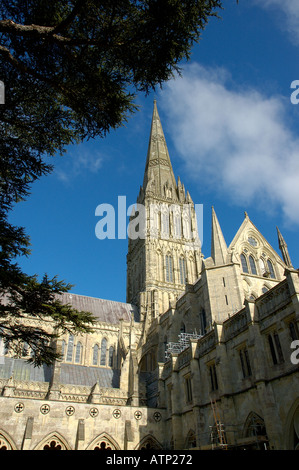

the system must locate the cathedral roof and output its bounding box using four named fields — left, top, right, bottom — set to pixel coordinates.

left=0, top=357, right=121, bottom=388
left=58, top=292, right=139, bottom=324
left=60, top=363, right=120, bottom=388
